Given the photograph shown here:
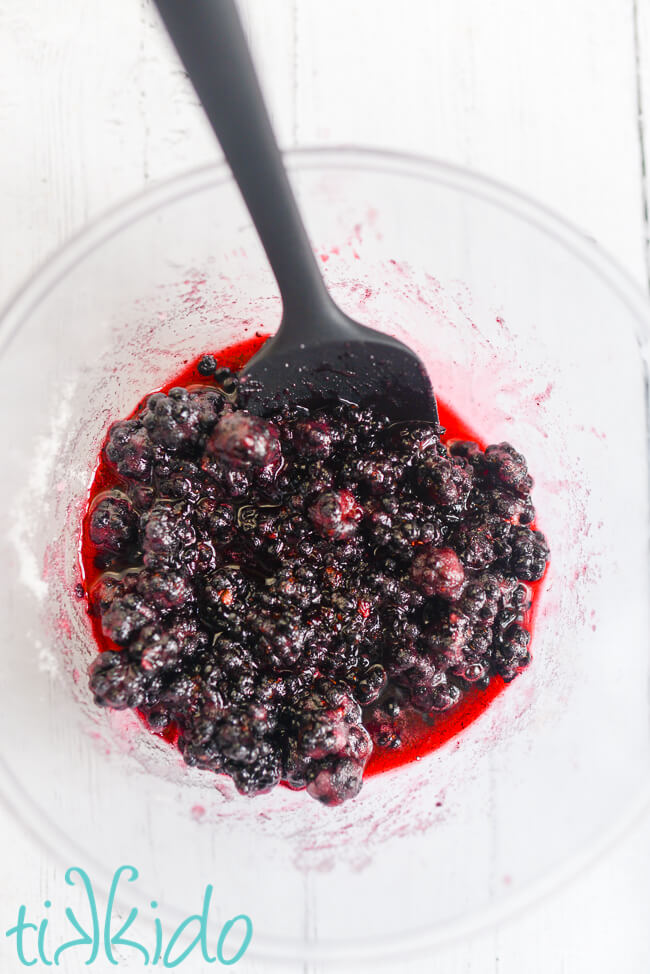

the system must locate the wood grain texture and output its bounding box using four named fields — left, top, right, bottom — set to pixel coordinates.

left=1, top=1, right=650, bottom=971
left=293, top=0, right=646, bottom=285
